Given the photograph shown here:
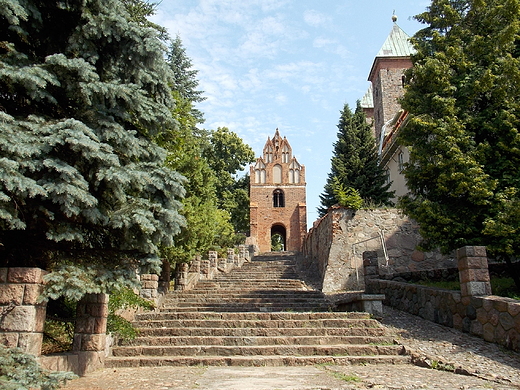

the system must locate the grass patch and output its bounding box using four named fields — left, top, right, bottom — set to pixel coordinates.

left=330, top=371, right=360, bottom=382
left=414, top=277, right=519, bottom=300
left=491, top=277, right=520, bottom=300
